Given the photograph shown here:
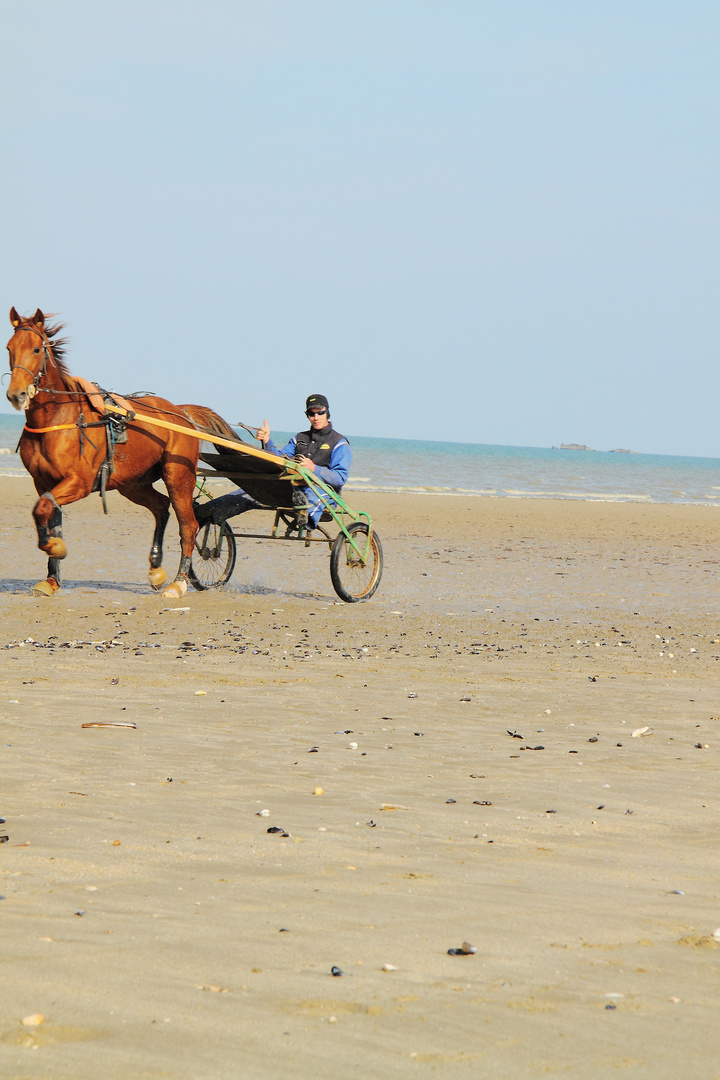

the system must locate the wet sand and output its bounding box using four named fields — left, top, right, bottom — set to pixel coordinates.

left=1, top=477, right=720, bottom=1079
